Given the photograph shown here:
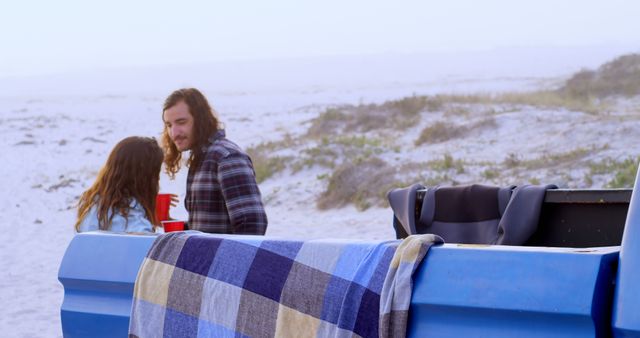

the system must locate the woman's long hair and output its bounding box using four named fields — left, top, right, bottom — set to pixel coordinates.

left=75, top=136, right=164, bottom=231
left=161, top=88, right=220, bottom=179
